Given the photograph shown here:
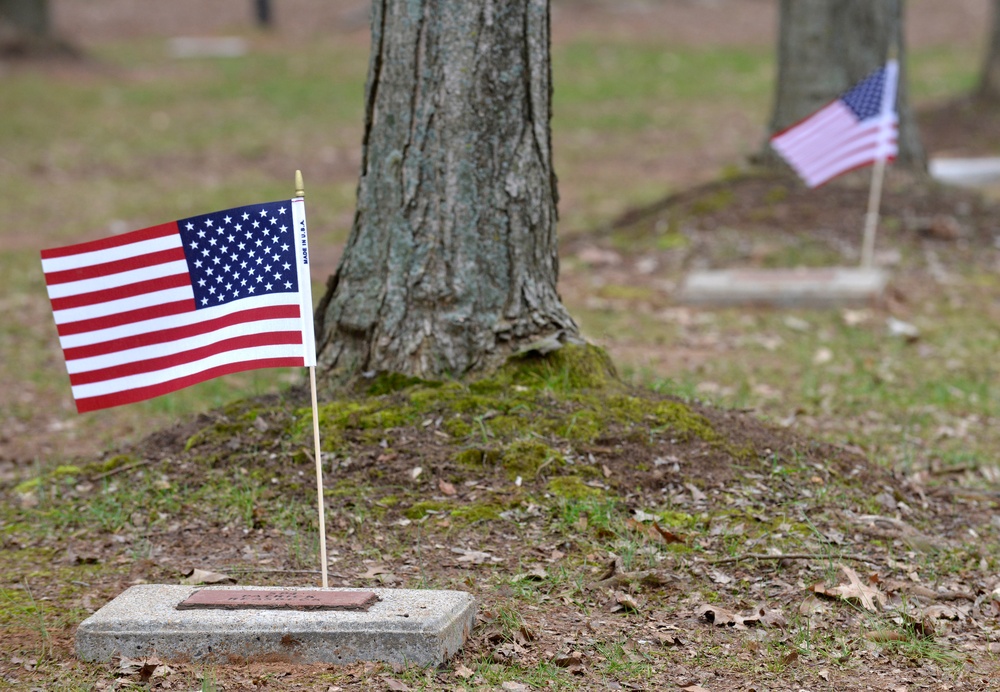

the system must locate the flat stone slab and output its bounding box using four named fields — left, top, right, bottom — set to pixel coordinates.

left=76, top=585, right=475, bottom=666
left=929, top=157, right=1000, bottom=187
left=678, top=267, right=888, bottom=307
